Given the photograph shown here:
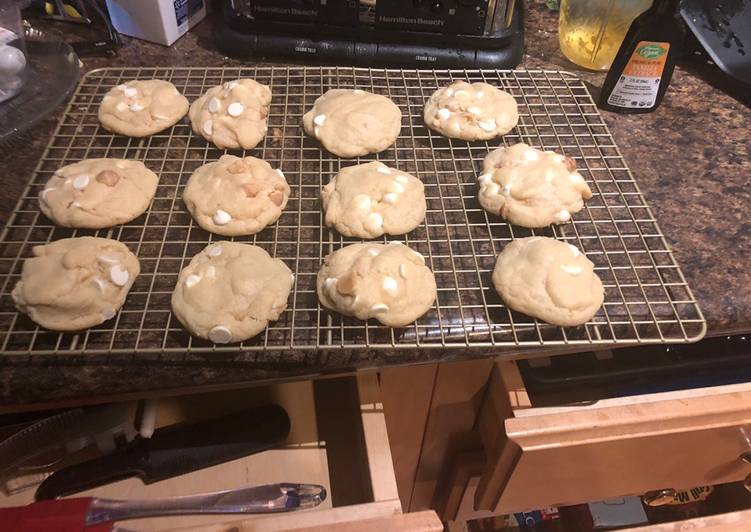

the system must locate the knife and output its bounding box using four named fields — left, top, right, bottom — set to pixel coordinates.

left=35, top=403, right=290, bottom=501
left=2, top=483, right=326, bottom=532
